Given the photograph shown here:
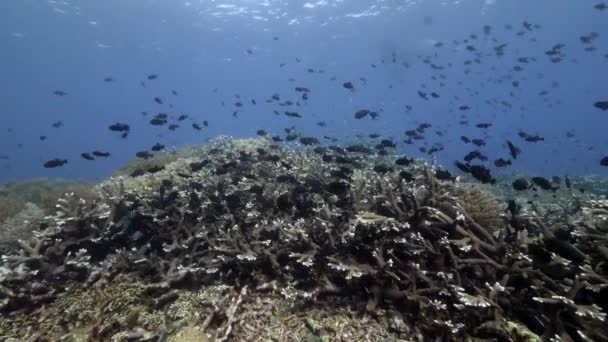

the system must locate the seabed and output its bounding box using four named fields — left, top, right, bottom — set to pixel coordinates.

left=0, top=138, right=607, bottom=341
